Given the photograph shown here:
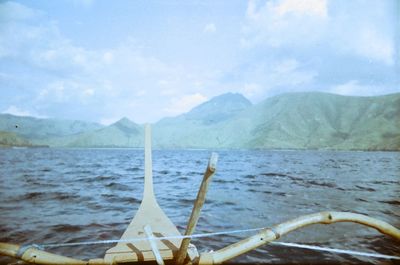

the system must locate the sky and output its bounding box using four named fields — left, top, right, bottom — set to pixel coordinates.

left=0, top=0, right=399, bottom=124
